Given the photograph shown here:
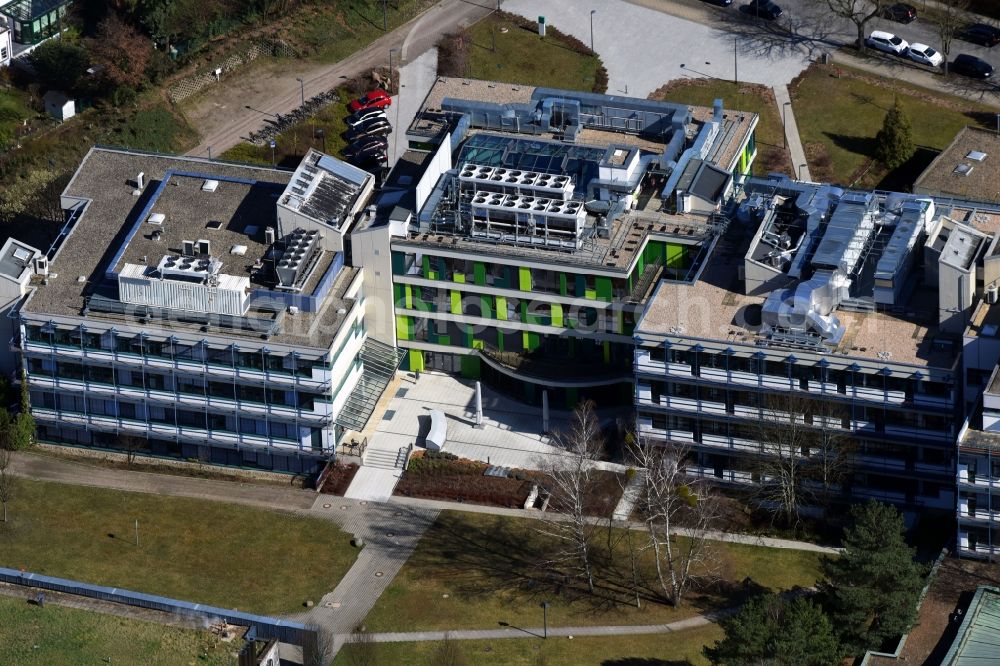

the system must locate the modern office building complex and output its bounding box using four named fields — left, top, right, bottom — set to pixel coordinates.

left=633, top=174, right=1000, bottom=514
left=12, top=147, right=395, bottom=473
left=354, top=79, right=758, bottom=407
